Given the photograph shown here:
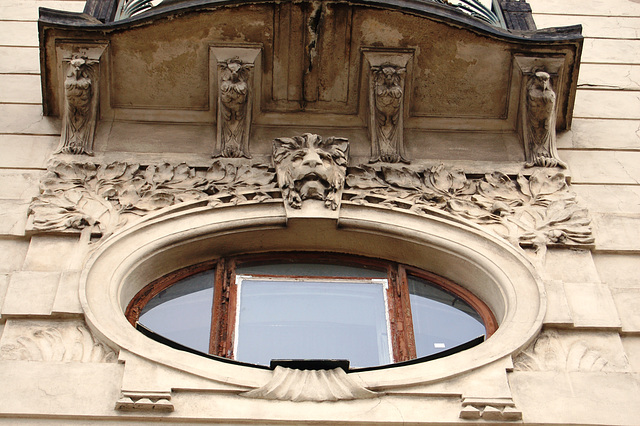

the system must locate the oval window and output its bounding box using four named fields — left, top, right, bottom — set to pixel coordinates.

left=126, top=253, right=496, bottom=369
